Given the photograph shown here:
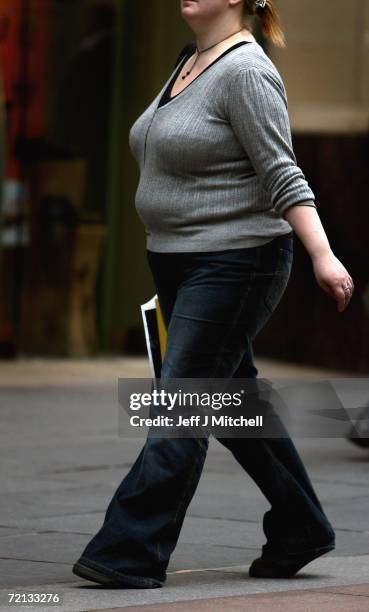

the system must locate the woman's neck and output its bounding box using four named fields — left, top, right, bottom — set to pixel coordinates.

left=194, top=25, right=254, bottom=52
